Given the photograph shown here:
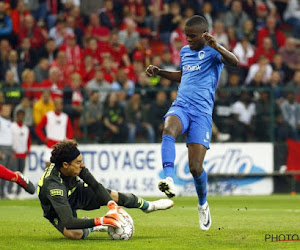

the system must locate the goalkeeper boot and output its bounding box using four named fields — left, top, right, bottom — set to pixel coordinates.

left=198, top=201, right=212, bottom=231
left=144, top=199, right=174, bottom=213
left=158, top=177, right=176, bottom=198
left=16, top=172, right=35, bottom=194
